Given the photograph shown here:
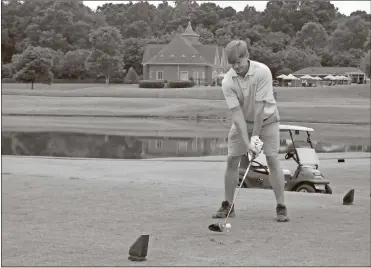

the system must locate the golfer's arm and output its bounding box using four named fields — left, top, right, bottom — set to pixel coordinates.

left=252, top=101, right=265, bottom=137
left=231, top=106, right=250, bottom=147
left=253, top=67, right=272, bottom=137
